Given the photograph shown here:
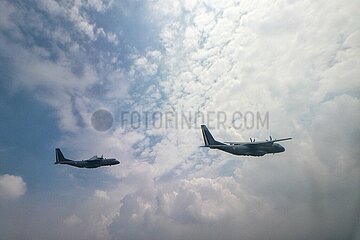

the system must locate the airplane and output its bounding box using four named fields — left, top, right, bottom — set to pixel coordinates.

left=200, top=125, right=291, bottom=156
left=55, top=148, right=120, bottom=168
